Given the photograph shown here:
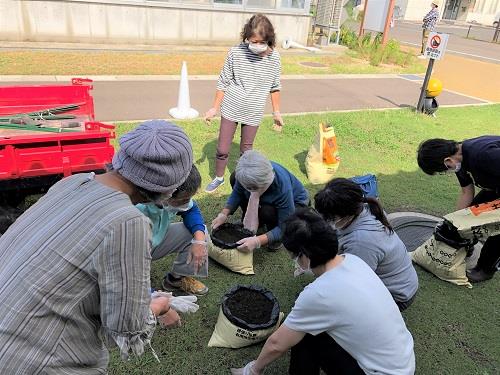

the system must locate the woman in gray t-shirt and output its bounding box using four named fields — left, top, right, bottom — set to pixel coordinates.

left=203, top=14, right=282, bottom=193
